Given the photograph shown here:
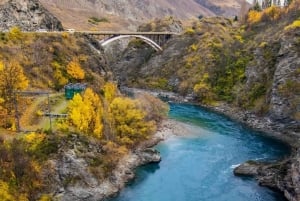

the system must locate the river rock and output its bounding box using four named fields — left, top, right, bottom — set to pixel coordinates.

left=233, top=160, right=260, bottom=176
left=137, top=148, right=161, bottom=163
